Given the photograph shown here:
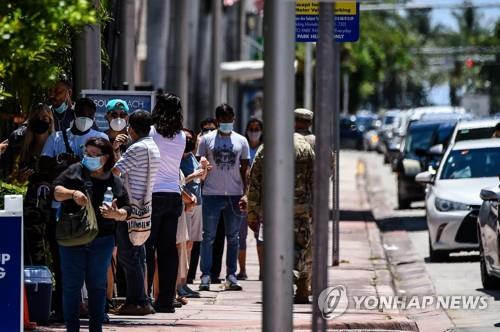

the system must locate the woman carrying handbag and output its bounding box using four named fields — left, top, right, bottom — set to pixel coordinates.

left=53, top=137, right=131, bottom=332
